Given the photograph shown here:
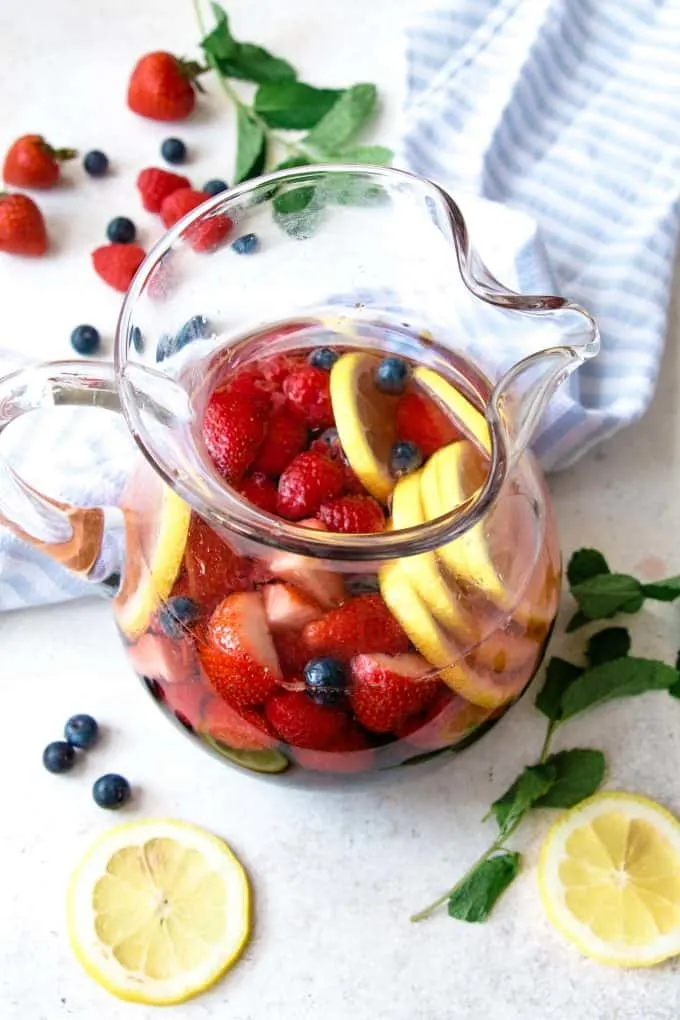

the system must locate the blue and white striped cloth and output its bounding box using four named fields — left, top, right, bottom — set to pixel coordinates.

left=1, top=0, right=680, bottom=610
